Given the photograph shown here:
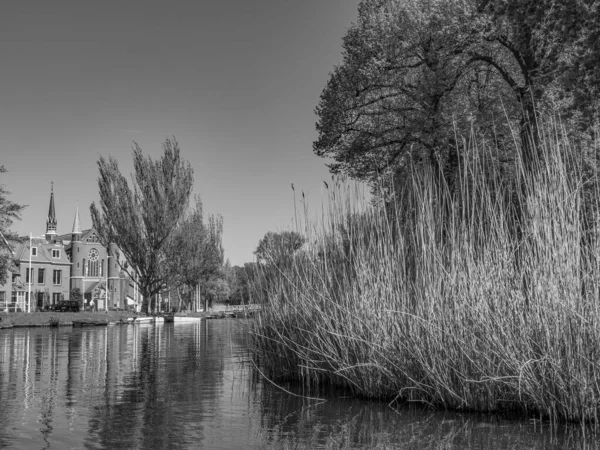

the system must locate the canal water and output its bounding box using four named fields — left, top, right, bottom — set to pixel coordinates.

left=0, top=320, right=596, bottom=449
